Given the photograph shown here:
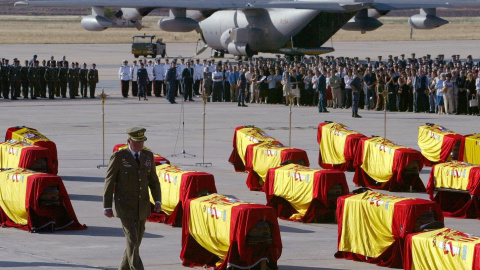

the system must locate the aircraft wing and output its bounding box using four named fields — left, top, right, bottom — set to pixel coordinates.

left=14, top=0, right=480, bottom=11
